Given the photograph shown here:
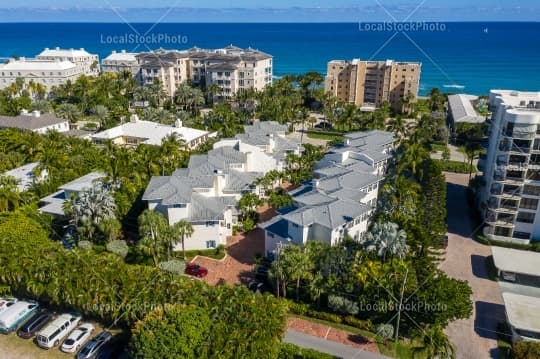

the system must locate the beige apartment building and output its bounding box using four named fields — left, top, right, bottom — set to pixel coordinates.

left=325, top=59, right=421, bottom=113
left=135, top=45, right=273, bottom=99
